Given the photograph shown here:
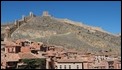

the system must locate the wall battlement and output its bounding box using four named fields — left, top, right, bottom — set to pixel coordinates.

left=42, top=11, right=51, bottom=17
left=5, top=12, right=36, bottom=41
